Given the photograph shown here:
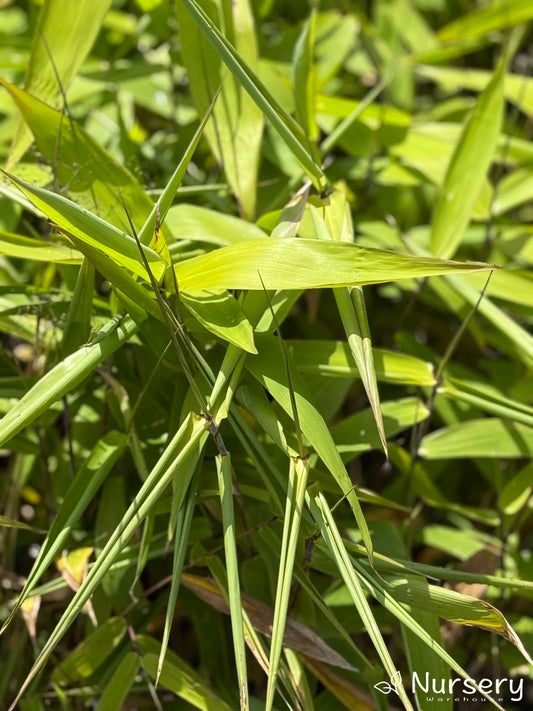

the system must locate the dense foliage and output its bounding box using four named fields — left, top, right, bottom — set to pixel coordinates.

left=0, top=1, right=532, bottom=709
